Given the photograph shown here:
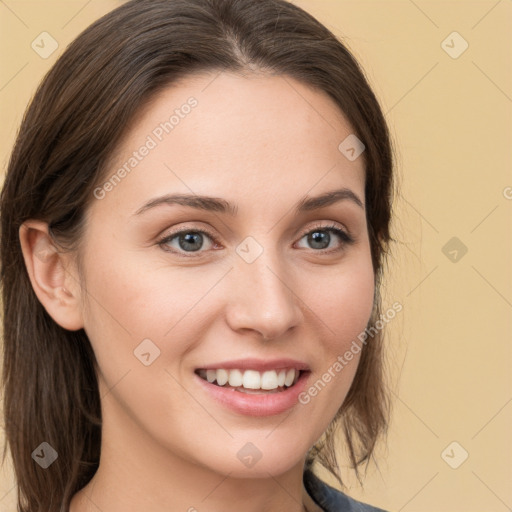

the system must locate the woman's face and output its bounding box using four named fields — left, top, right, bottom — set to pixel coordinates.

left=77, top=71, right=374, bottom=477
